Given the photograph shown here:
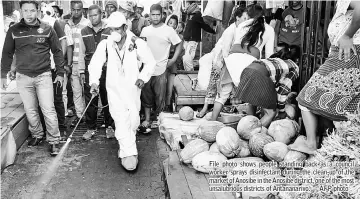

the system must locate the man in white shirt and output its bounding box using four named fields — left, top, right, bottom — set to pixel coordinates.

left=139, top=4, right=182, bottom=130
left=88, top=12, right=156, bottom=171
